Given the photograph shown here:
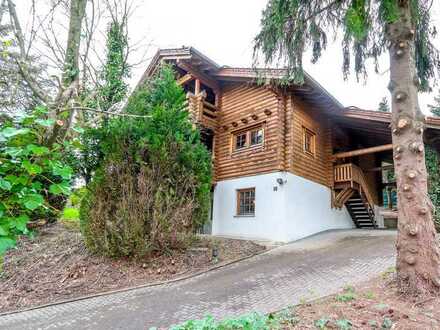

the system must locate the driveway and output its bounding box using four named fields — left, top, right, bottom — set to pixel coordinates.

left=0, top=229, right=396, bottom=329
